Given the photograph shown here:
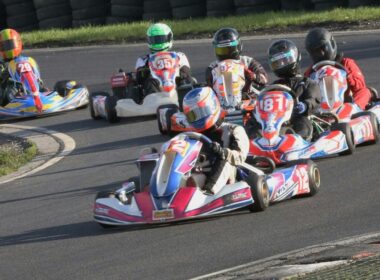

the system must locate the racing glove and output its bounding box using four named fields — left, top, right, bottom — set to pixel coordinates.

left=211, top=141, right=227, bottom=160
left=294, top=102, right=307, bottom=115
